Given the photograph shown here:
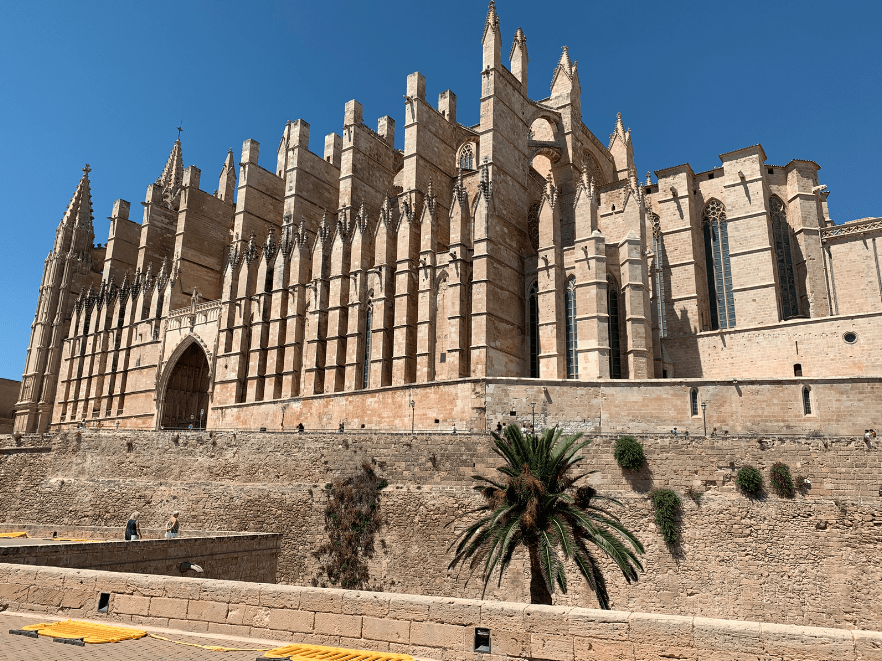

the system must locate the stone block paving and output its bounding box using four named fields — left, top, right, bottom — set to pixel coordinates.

left=0, top=613, right=274, bottom=660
